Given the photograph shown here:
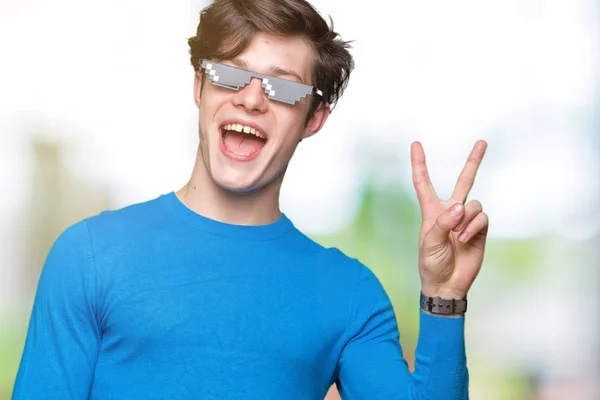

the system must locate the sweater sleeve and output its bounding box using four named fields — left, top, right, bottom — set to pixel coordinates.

left=335, top=265, right=468, bottom=400
left=12, top=221, right=101, bottom=399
